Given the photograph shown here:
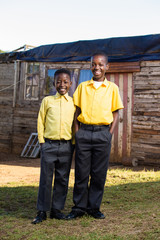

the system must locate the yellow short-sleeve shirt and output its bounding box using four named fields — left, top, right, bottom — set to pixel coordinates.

left=73, top=78, right=124, bottom=125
